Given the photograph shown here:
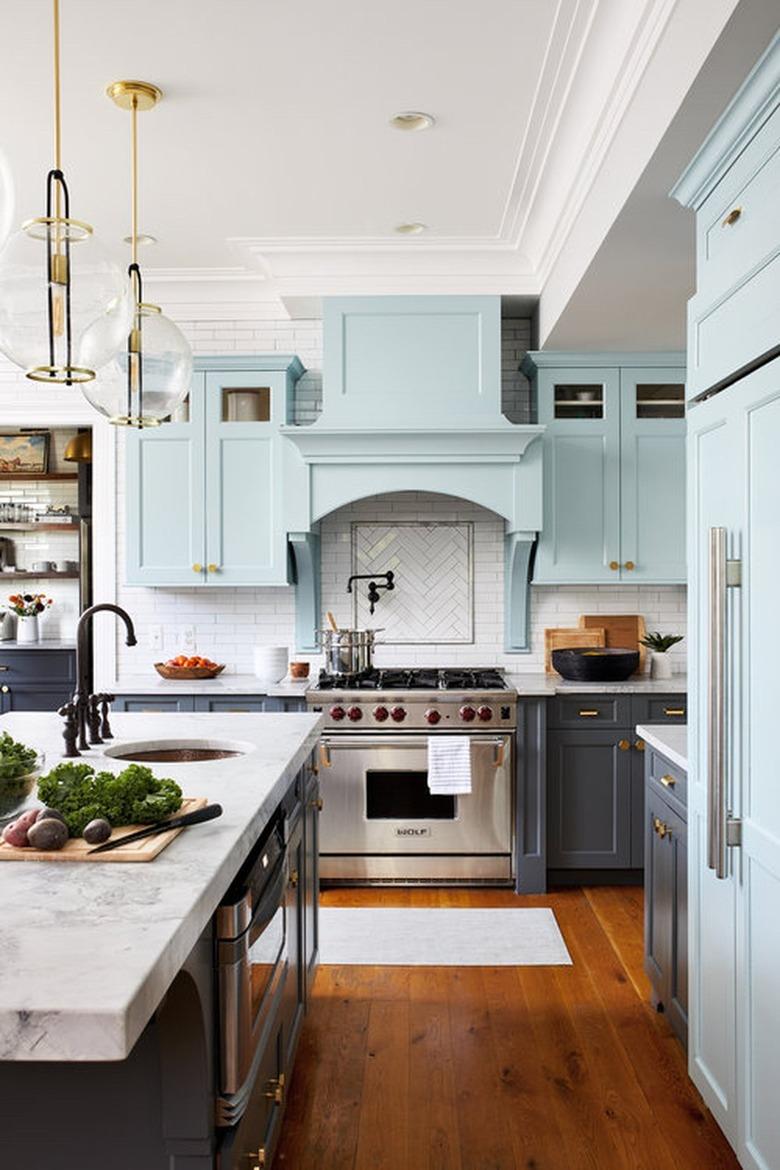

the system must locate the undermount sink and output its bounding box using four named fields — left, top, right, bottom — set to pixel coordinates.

left=103, top=739, right=254, bottom=764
